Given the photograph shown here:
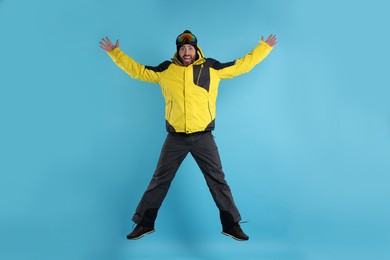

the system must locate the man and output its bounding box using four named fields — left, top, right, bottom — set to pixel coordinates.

left=99, top=30, right=277, bottom=241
